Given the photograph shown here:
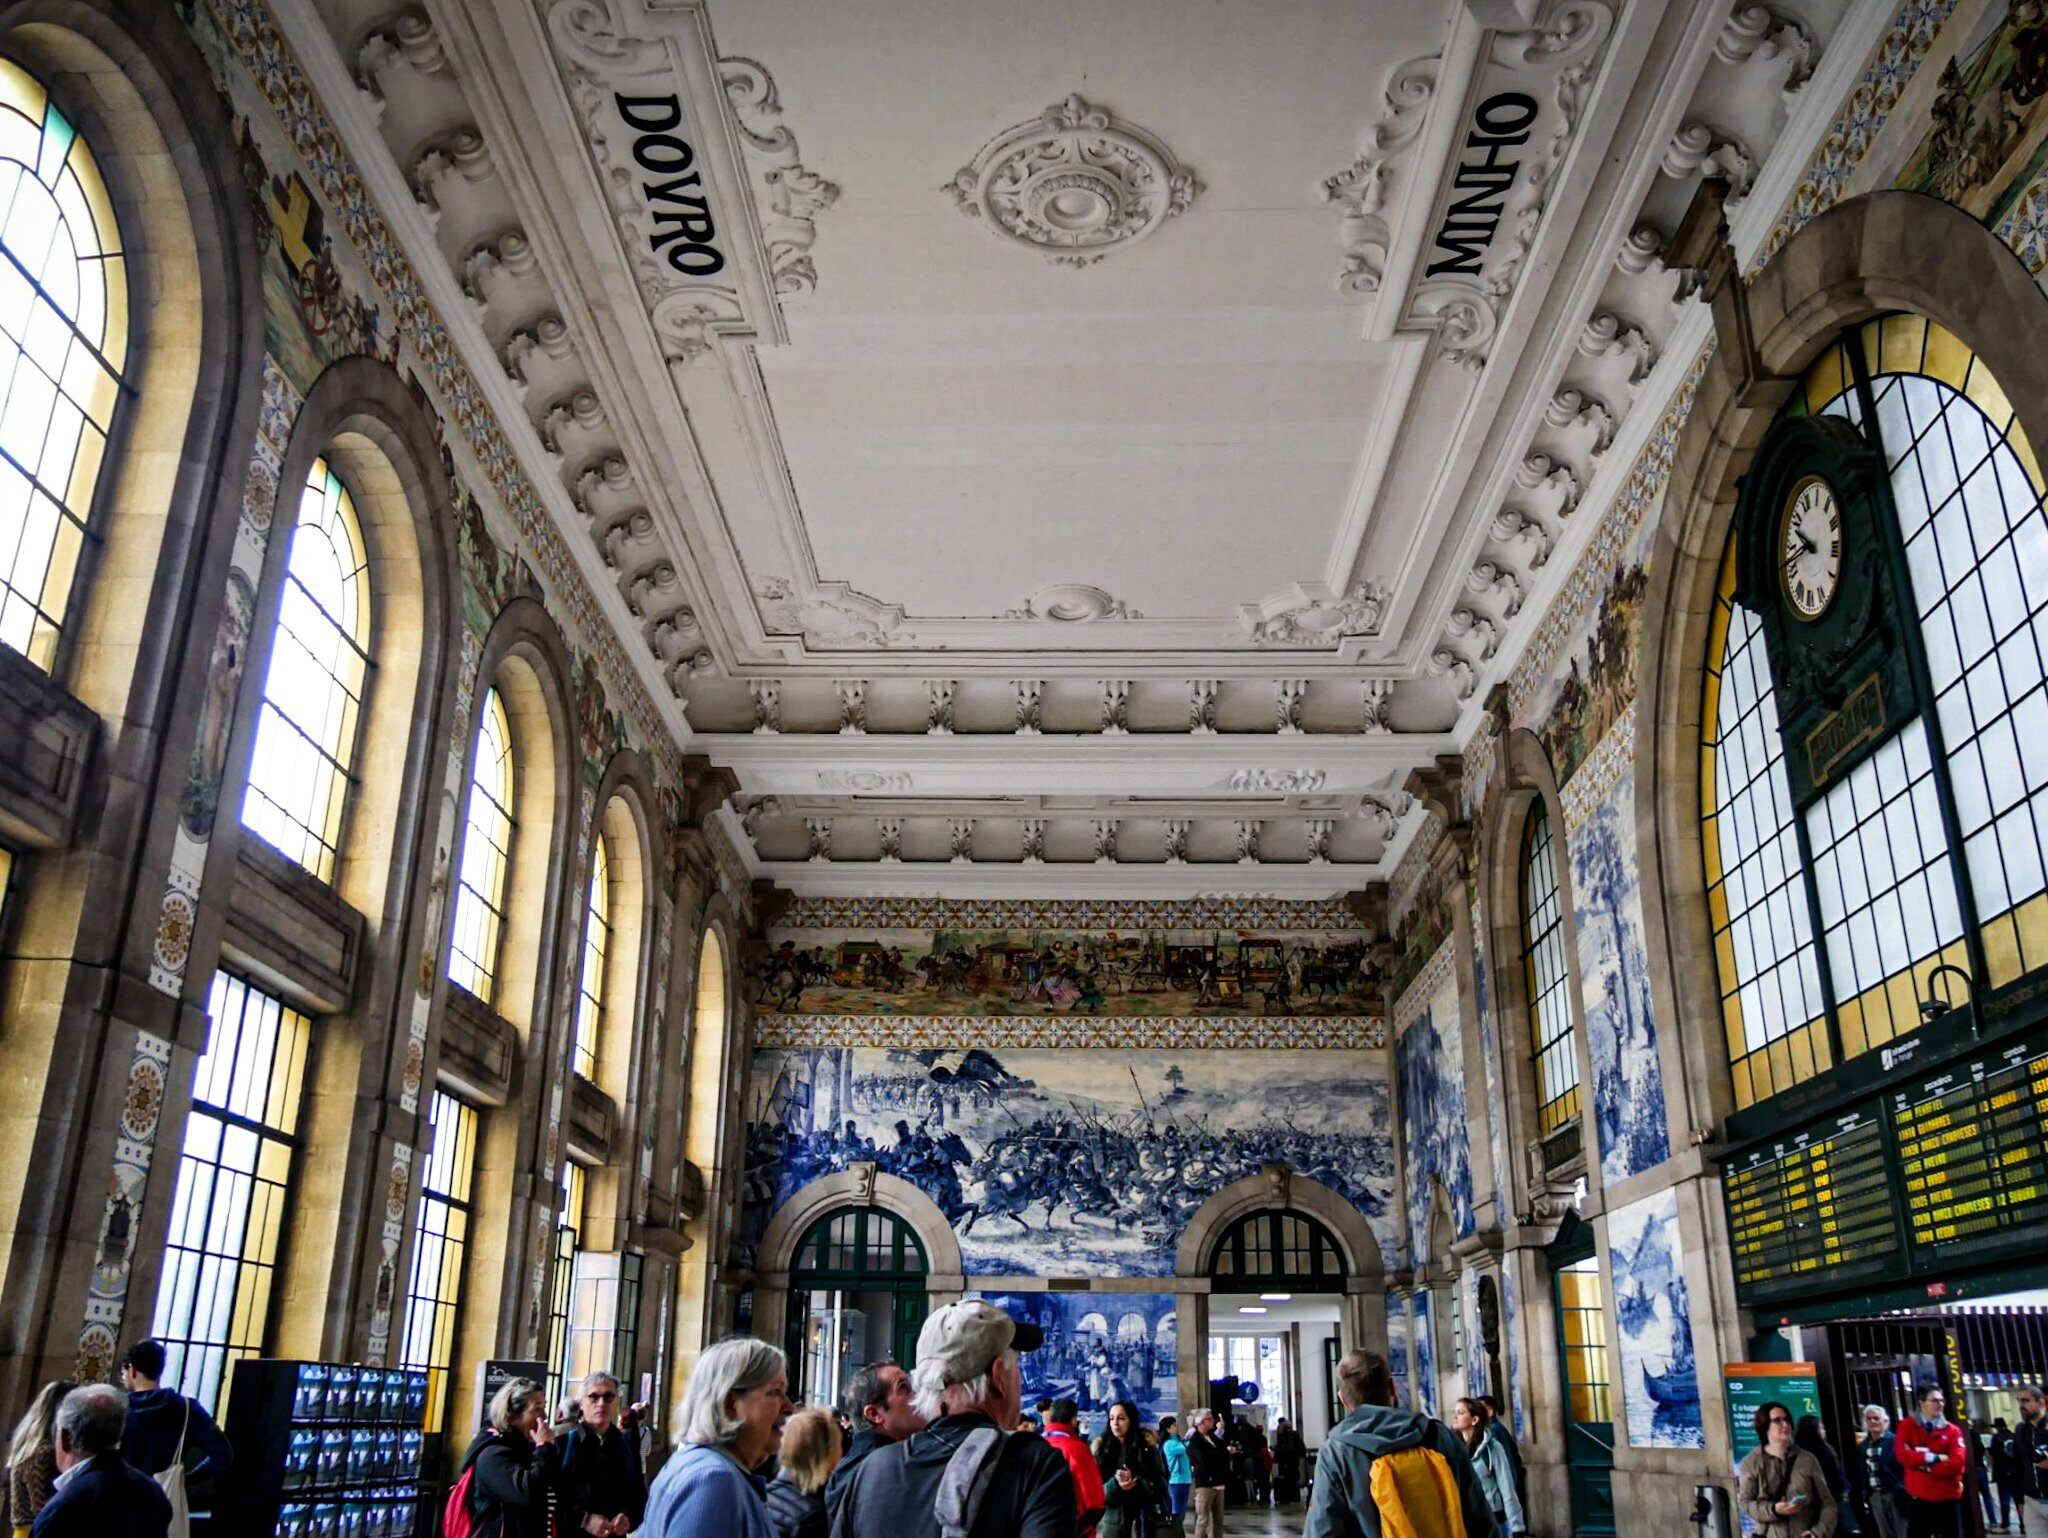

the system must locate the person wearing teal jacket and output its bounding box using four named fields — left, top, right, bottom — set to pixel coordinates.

left=1302, top=1352, right=1500, bottom=1538
left=1158, top=1416, right=1193, bottom=1521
